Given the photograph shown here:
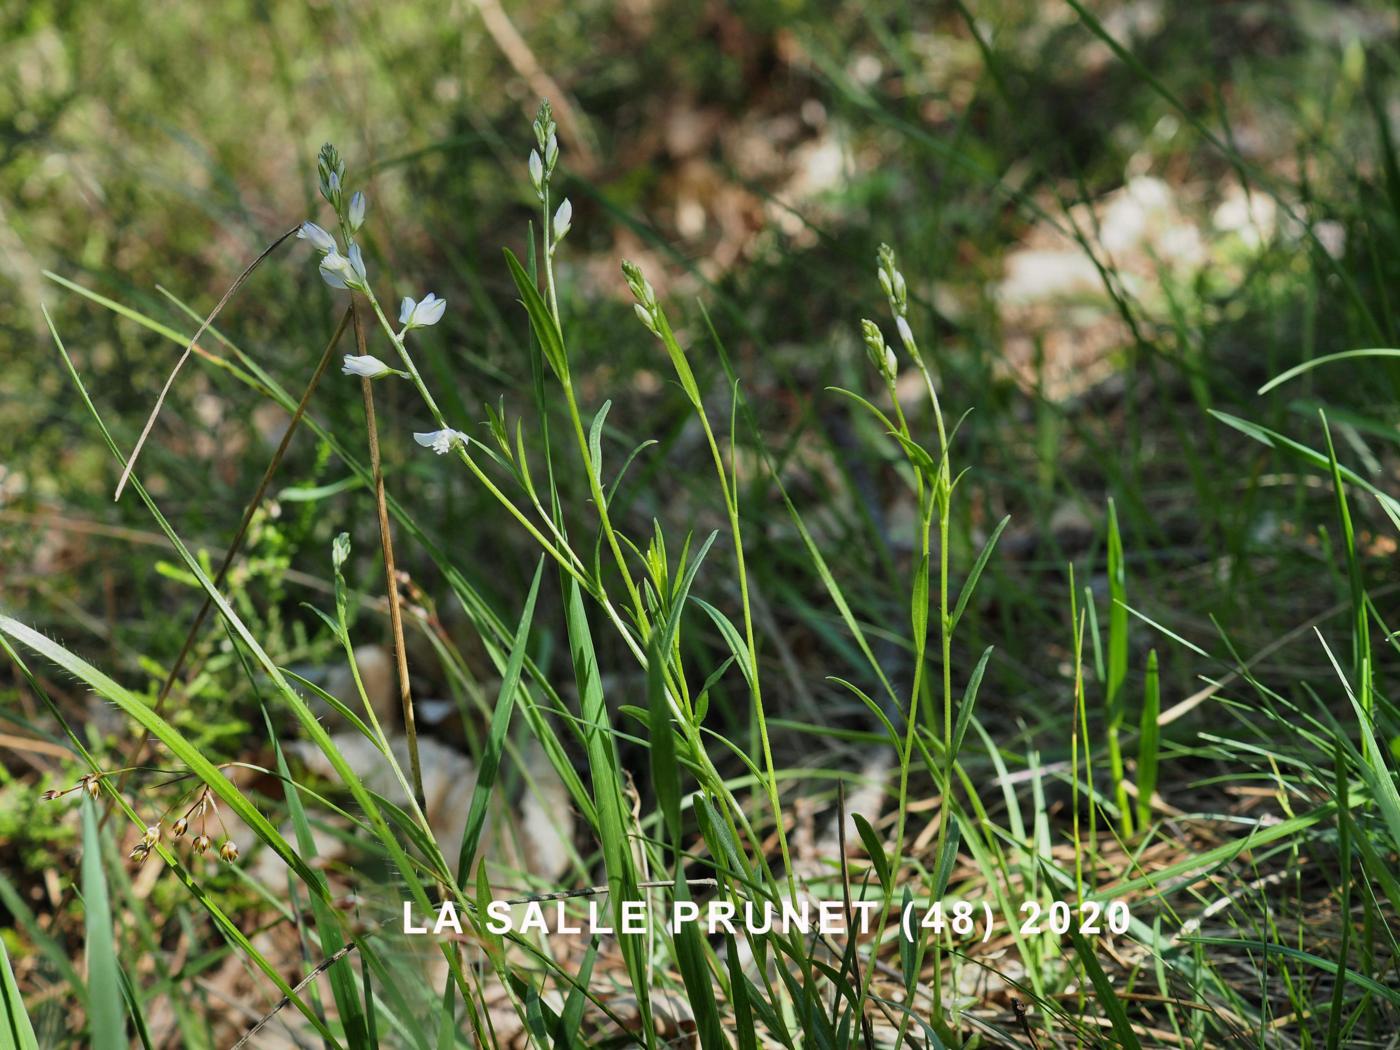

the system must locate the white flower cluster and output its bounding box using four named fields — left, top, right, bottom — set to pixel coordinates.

left=297, top=144, right=452, bottom=411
